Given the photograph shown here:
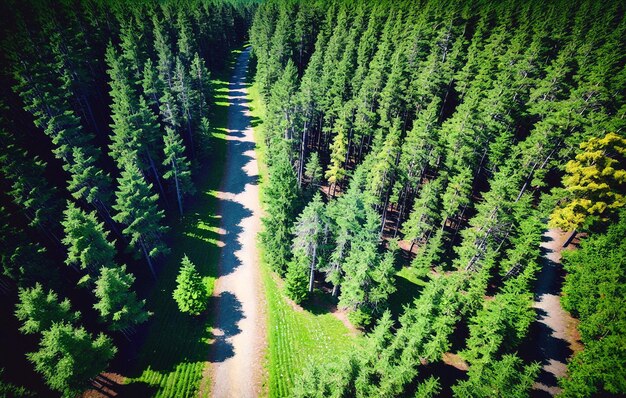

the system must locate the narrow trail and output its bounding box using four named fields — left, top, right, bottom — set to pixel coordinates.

left=528, top=229, right=582, bottom=397
left=207, top=48, right=266, bottom=398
